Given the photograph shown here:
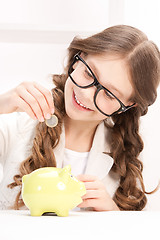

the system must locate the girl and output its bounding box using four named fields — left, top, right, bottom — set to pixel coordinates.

left=0, top=25, right=160, bottom=211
